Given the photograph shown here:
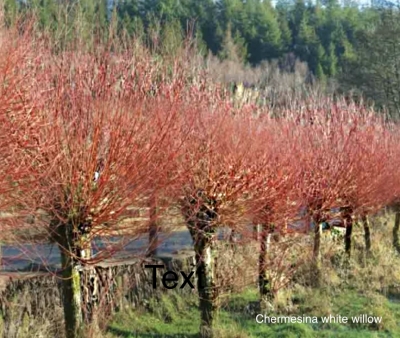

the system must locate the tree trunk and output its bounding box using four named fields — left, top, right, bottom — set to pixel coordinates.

left=312, top=220, right=322, bottom=287
left=56, top=223, right=83, bottom=338
left=194, top=231, right=217, bottom=338
left=147, top=194, right=159, bottom=257
left=393, top=208, right=400, bottom=254
left=254, top=223, right=261, bottom=241
left=182, top=191, right=218, bottom=338
left=230, top=228, right=239, bottom=244
left=259, top=224, right=273, bottom=311
left=344, top=213, right=353, bottom=257
left=361, top=214, right=371, bottom=256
